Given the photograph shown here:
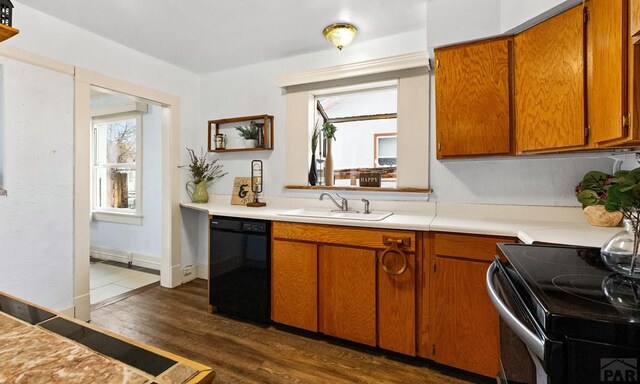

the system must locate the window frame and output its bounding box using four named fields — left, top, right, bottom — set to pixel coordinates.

left=373, top=132, right=398, bottom=168
left=280, top=53, right=431, bottom=192
left=91, top=113, right=143, bottom=224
